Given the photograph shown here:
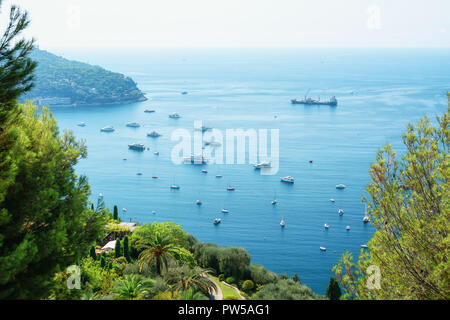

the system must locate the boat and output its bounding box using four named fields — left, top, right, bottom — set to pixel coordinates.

left=204, top=140, right=222, bottom=147
left=170, top=185, right=180, bottom=190
left=221, top=209, right=229, bottom=213
left=271, top=199, right=278, bottom=205
left=330, top=198, right=335, bottom=202
left=280, top=176, right=294, bottom=183
left=309, top=160, right=313, bottom=163
left=291, top=90, right=337, bottom=106
left=213, top=218, right=221, bottom=225
left=128, top=142, right=145, bottom=151
left=280, top=219, right=286, bottom=227
left=201, top=169, right=208, bottom=173
left=152, top=176, right=158, bottom=179
left=215, top=174, right=223, bottom=178
left=324, top=224, right=329, bottom=229
left=181, top=91, right=188, bottom=95
left=136, top=172, right=143, bottom=176
left=183, top=154, right=208, bottom=164
left=227, top=186, right=235, bottom=191
left=147, top=131, right=162, bottom=137
left=363, top=203, right=370, bottom=222
left=338, top=208, right=344, bottom=215
left=126, top=122, right=141, bottom=128
left=154, top=151, right=159, bottom=155
left=195, top=126, right=213, bottom=132
left=169, top=113, right=181, bottom=118
left=320, top=247, right=327, bottom=251
left=122, top=208, right=127, bottom=212
left=346, top=226, right=351, bottom=230
left=99, top=193, right=104, bottom=198
left=253, top=161, right=271, bottom=169
left=336, top=184, right=346, bottom=189
left=152, top=210, right=156, bottom=214
left=196, top=200, right=202, bottom=205
left=144, top=109, right=155, bottom=113
left=100, top=126, right=115, bottom=132
left=77, top=122, right=86, bottom=127
left=361, top=244, right=368, bottom=248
